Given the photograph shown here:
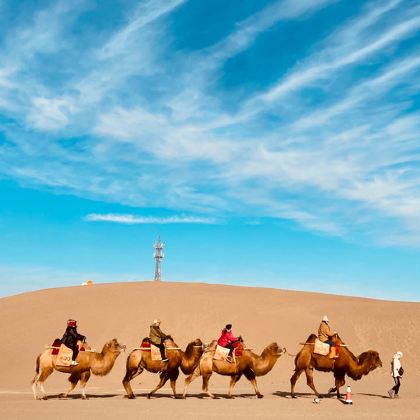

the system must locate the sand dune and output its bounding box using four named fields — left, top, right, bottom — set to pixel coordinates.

left=1, top=281, right=419, bottom=419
